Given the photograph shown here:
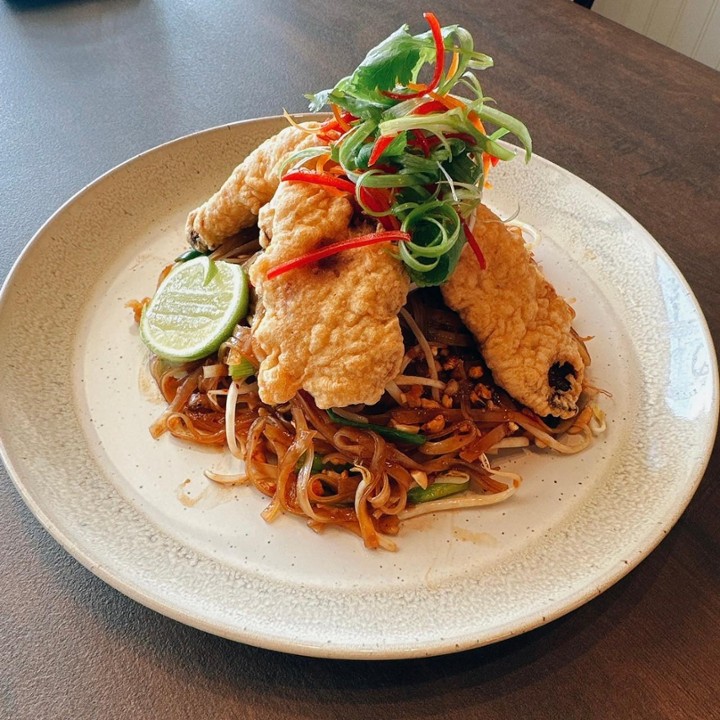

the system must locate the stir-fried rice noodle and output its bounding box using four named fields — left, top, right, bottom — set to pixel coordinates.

left=144, top=270, right=603, bottom=549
